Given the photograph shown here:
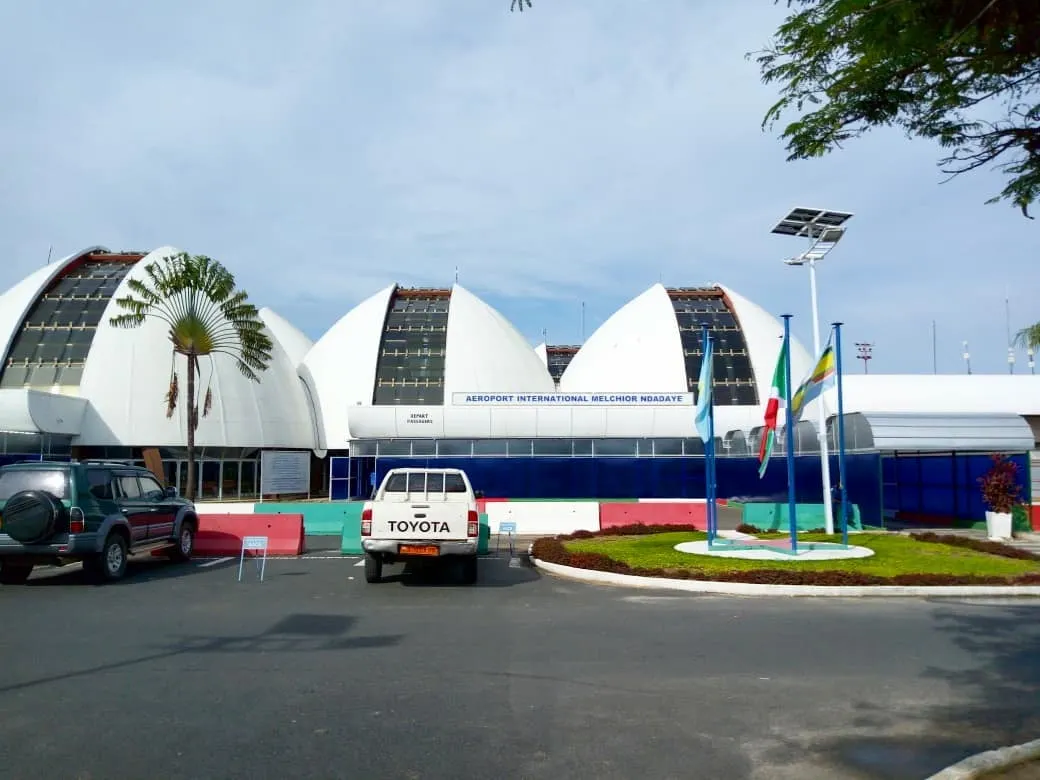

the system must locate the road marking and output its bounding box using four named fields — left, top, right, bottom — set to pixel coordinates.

left=199, top=557, right=233, bottom=568
left=354, top=559, right=366, bottom=567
